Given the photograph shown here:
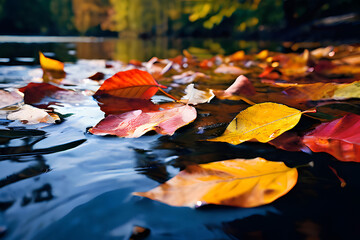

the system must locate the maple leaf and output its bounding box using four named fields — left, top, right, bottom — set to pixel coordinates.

left=93, top=69, right=167, bottom=99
